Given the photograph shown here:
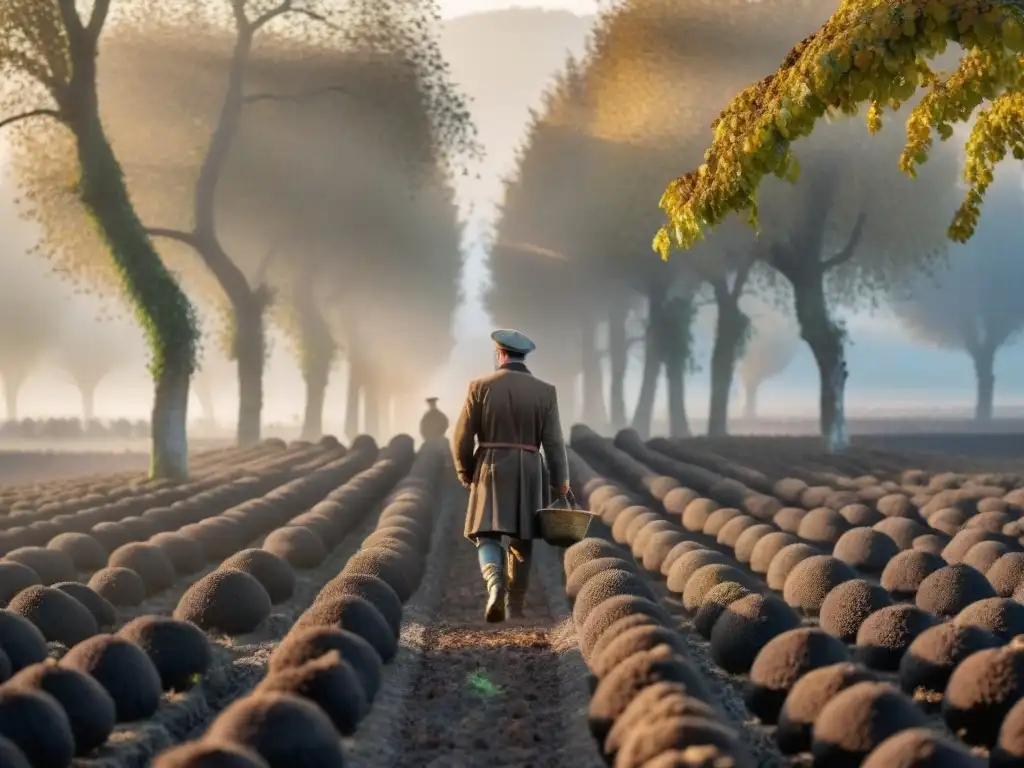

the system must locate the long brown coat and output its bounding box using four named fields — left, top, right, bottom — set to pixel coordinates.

left=452, top=362, right=569, bottom=542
